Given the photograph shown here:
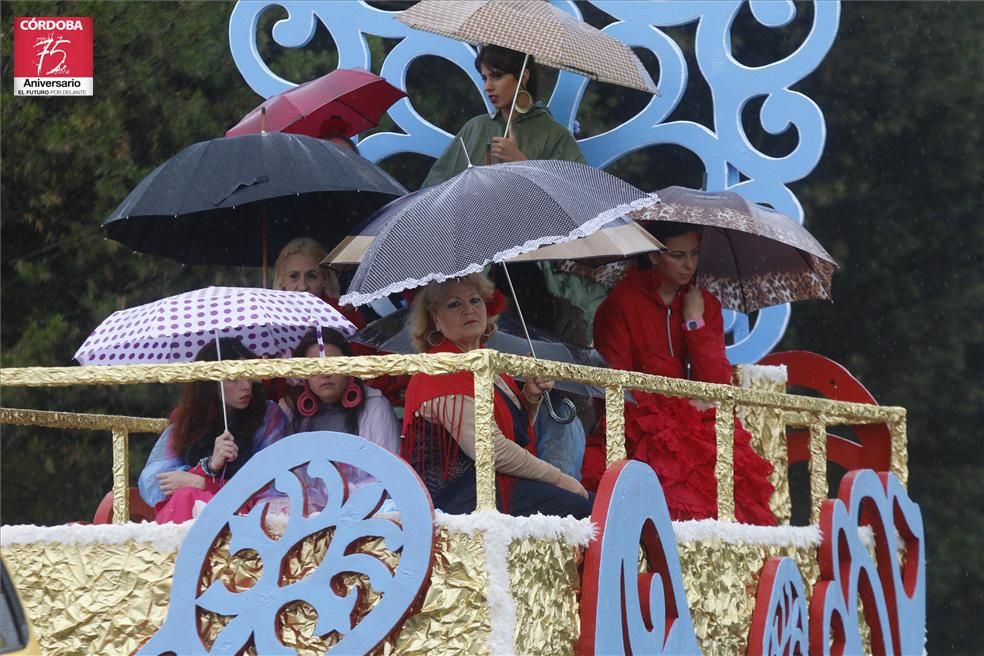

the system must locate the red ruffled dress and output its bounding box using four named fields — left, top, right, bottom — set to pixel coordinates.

left=585, top=267, right=776, bottom=525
